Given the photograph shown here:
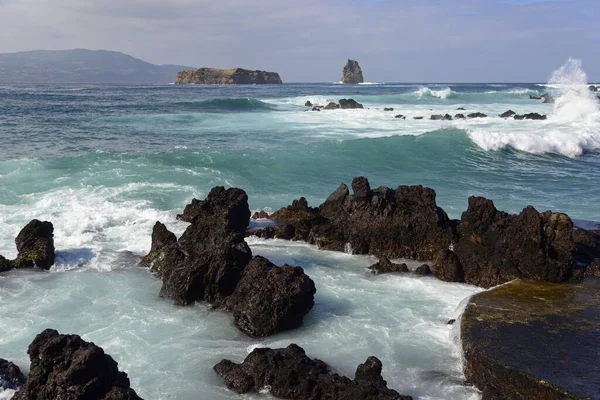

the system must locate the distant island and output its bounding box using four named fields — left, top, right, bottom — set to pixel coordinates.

left=175, top=68, right=282, bottom=85
left=0, top=49, right=194, bottom=84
